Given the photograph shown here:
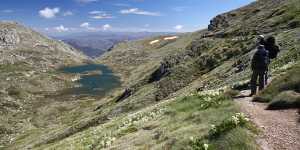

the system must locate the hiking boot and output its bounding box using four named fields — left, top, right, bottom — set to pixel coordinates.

left=249, top=93, right=256, bottom=97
